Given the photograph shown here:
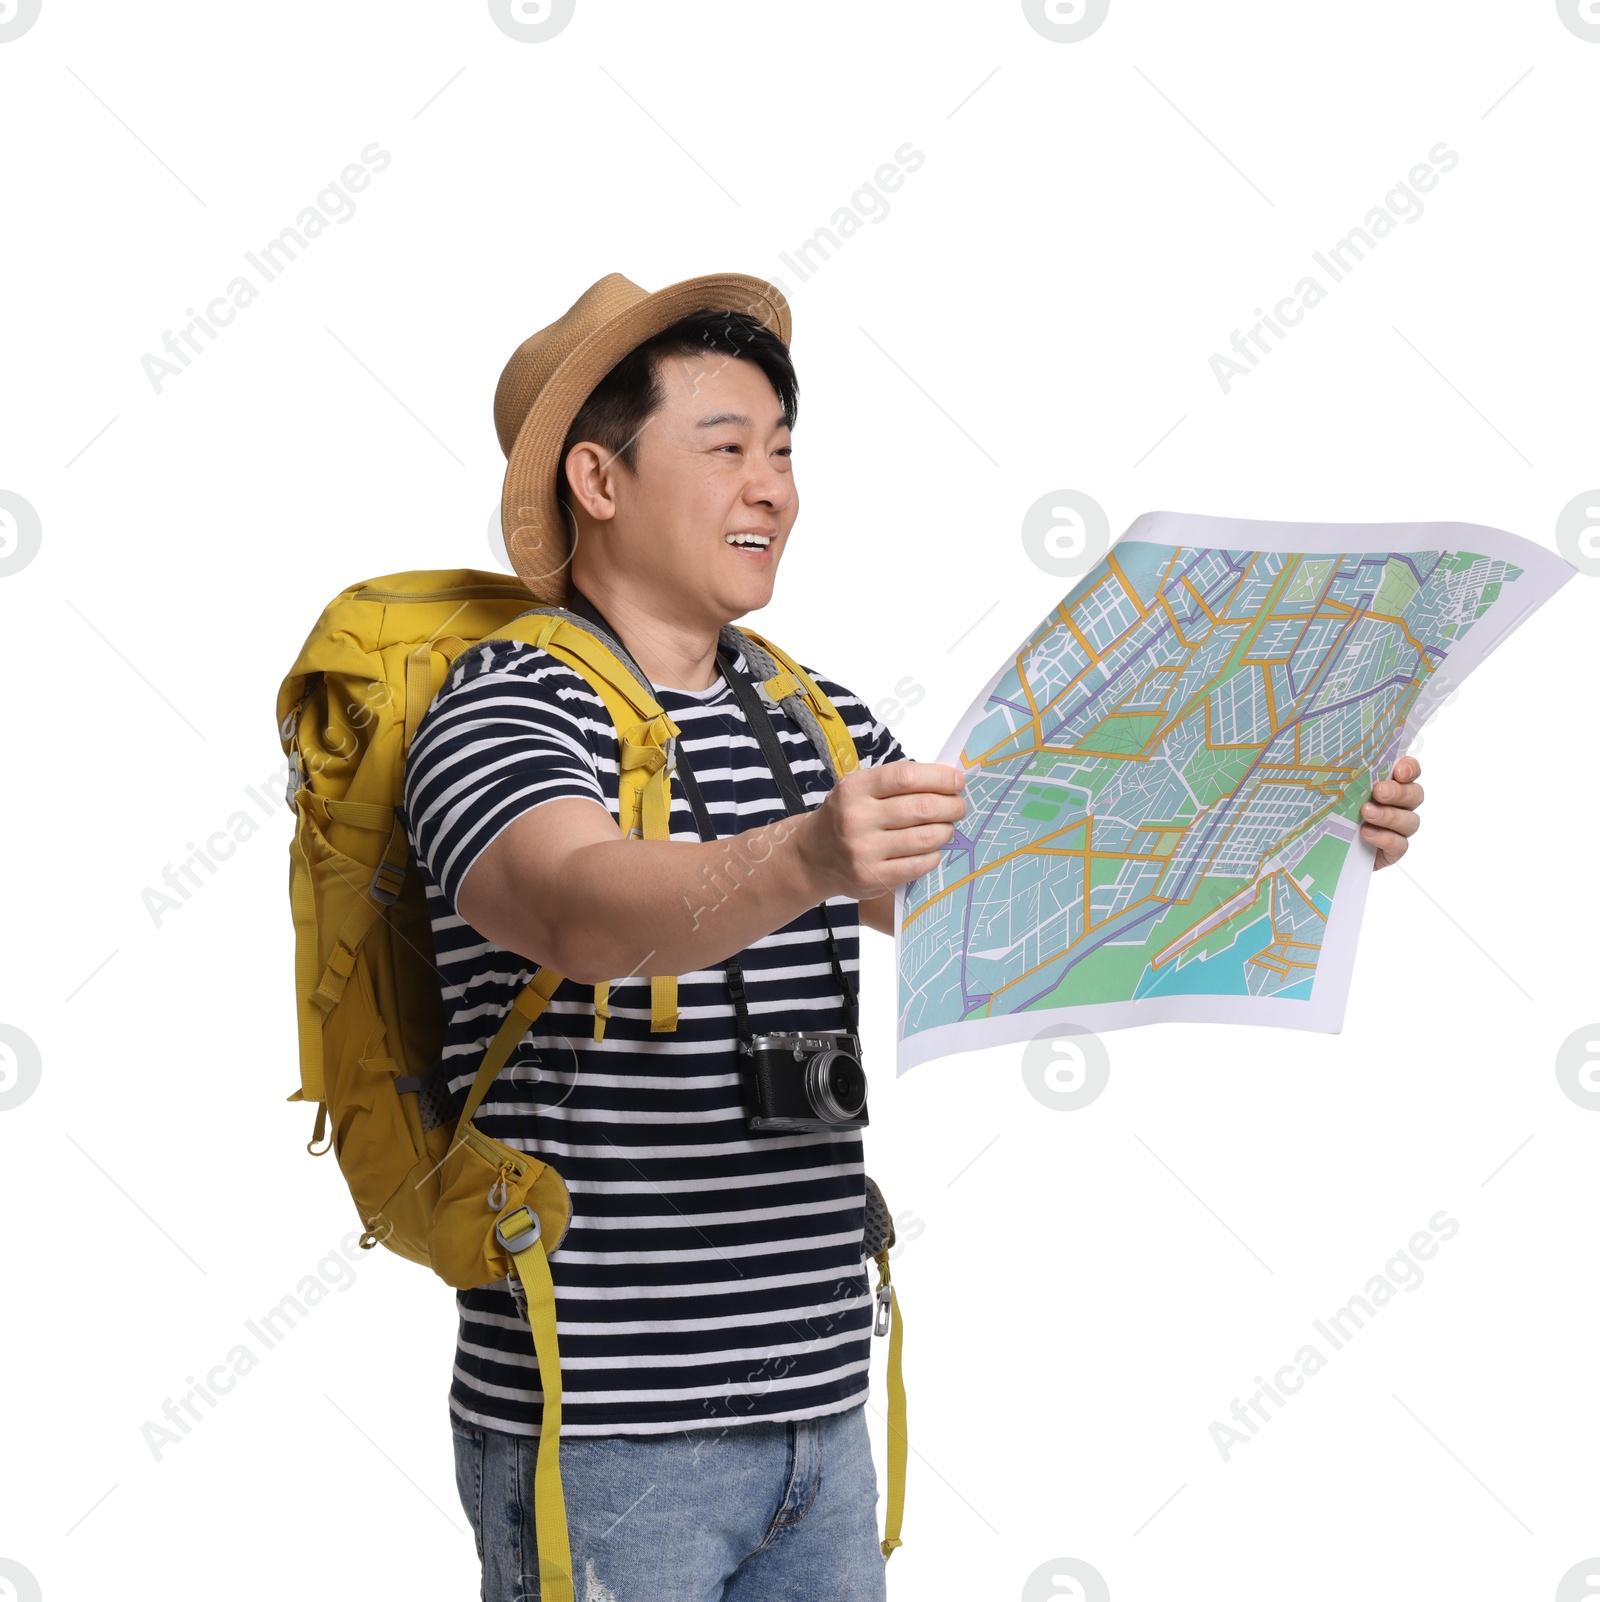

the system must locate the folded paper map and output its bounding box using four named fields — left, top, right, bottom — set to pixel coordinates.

left=895, top=510, right=1575, bottom=1070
